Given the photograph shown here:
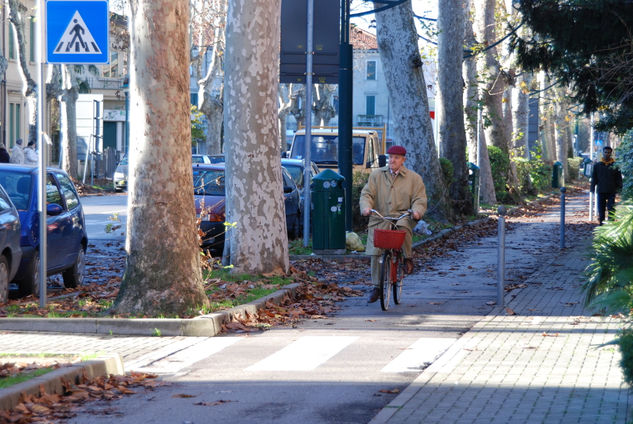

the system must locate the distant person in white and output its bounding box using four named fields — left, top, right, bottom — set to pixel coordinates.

left=24, top=140, right=38, bottom=165
left=10, top=139, right=24, bottom=164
